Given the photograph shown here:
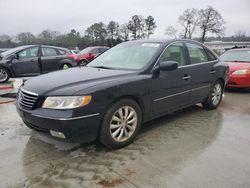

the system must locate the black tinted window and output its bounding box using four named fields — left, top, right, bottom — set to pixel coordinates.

left=42, top=47, right=57, bottom=56
left=159, top=42, right=185, bottom=66
left=17, top=47, right=39, bottom=58
left=186, top=43, right=208, bottom=64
